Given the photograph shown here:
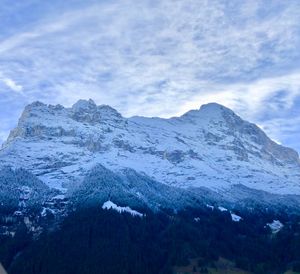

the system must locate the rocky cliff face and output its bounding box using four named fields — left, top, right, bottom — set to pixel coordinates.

left=1, top=99, right=300, bottom=196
